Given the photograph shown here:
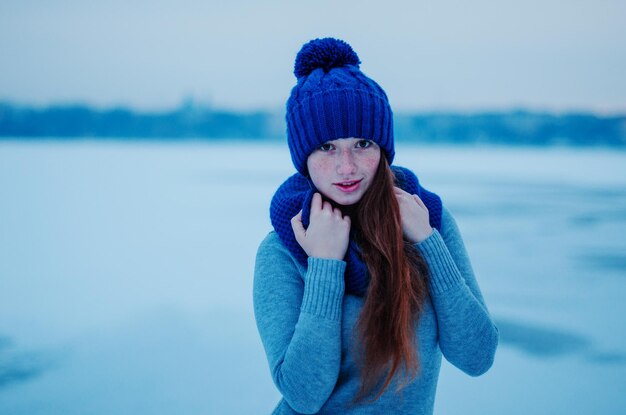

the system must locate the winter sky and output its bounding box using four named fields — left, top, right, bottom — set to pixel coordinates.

left=1, top=0, right=624, bottom=113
